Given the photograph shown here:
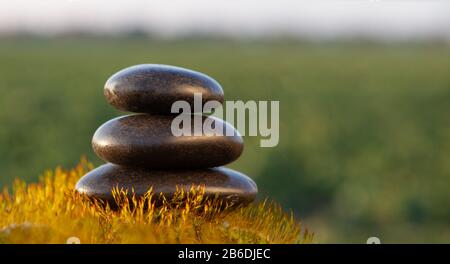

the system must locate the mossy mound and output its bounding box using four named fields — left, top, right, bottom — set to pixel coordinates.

left=0, top=159, right=312, bottom=244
